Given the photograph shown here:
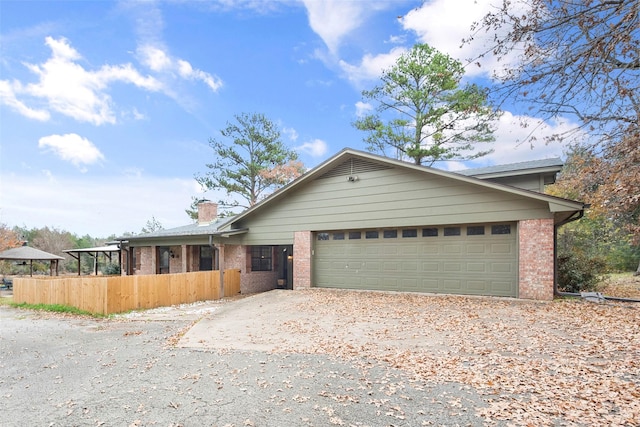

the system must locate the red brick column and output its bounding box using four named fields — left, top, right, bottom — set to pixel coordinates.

left=293, top=231, right=312, bottom=290
left=518, top=219, right=555, bottom=300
